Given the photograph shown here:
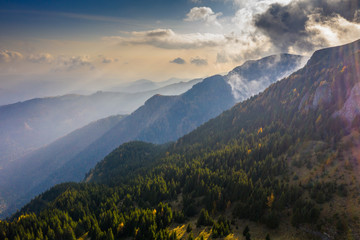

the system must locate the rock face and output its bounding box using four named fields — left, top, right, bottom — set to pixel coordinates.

left=312, top=81, right=332, bottom=107
left=334, top=83, right=360, bottom=122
